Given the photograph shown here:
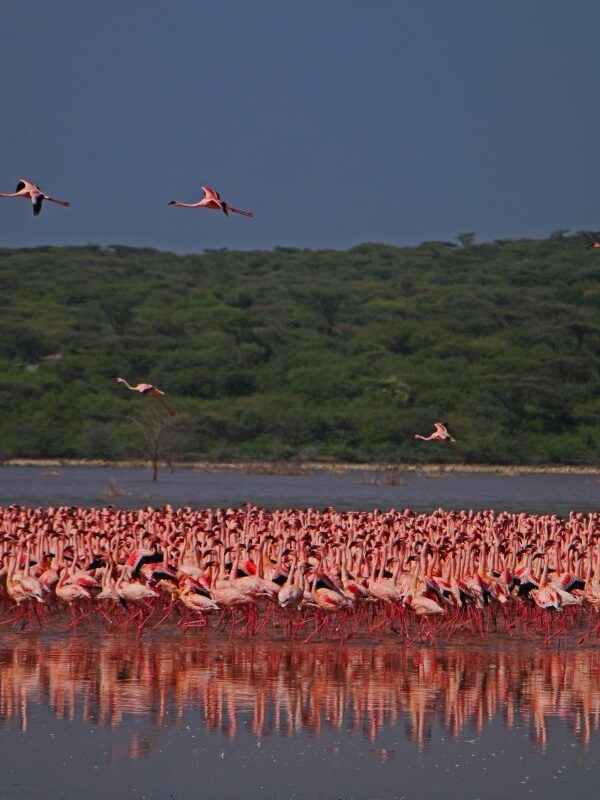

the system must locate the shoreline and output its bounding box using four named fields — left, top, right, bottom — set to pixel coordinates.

left=2, top=458, right=600, bottom=476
